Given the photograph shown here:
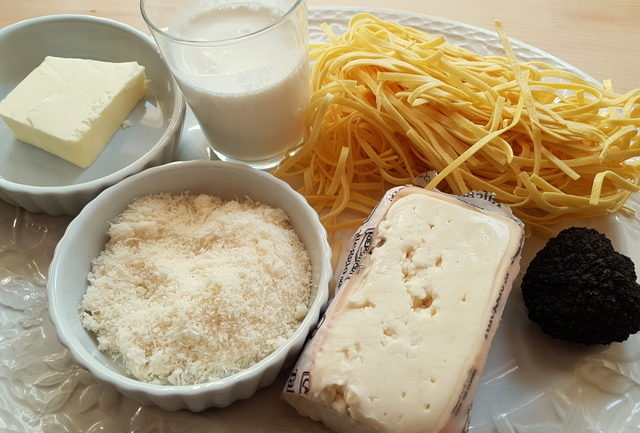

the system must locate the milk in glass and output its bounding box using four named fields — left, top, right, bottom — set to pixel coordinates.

left=166, top=1, right=309, bottom=167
